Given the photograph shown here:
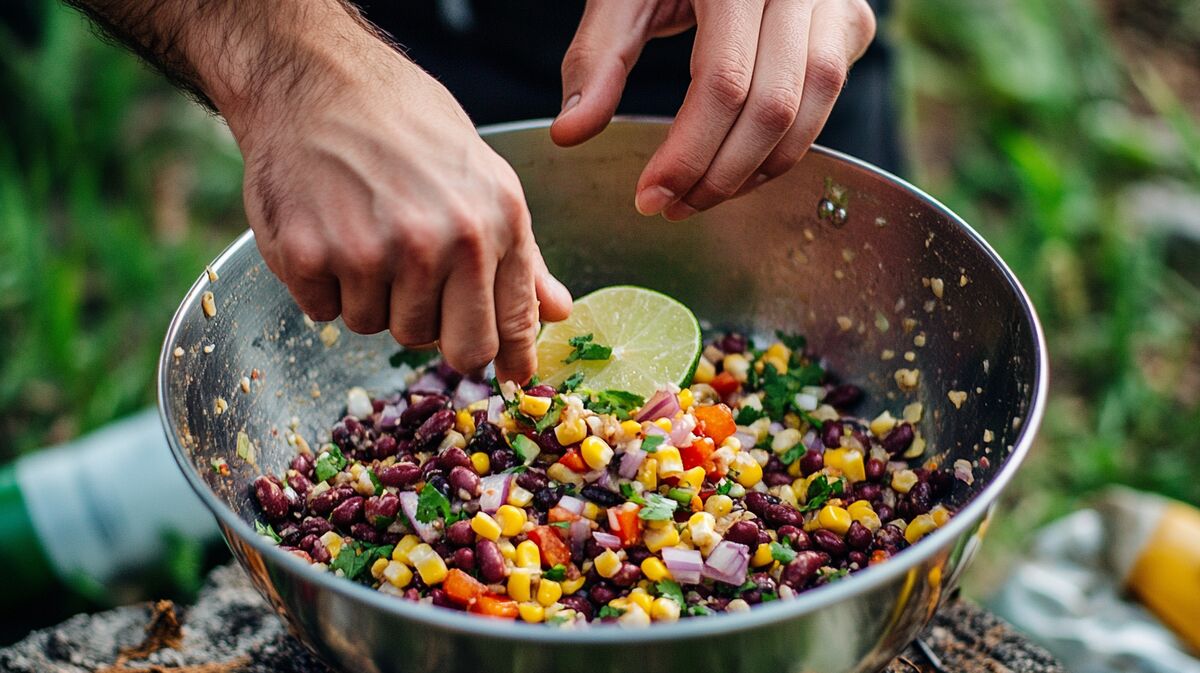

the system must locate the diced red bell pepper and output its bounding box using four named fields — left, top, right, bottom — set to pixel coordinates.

left=548, top=506, right=581, bottom=524
left=558, top=449, right=587, bottom=472
left=443, top=568, right=486, bottom=606
left=681, top=437, right=715, bottom=472
left=470, top=593, right=519, bottom=619
left=527, top=525, right=572, bottom=567
left=694, top=404, right=737, bottom=445
left=710, top=371, right=740, bottom=397
left=608, top=502, right=642, bottom=547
